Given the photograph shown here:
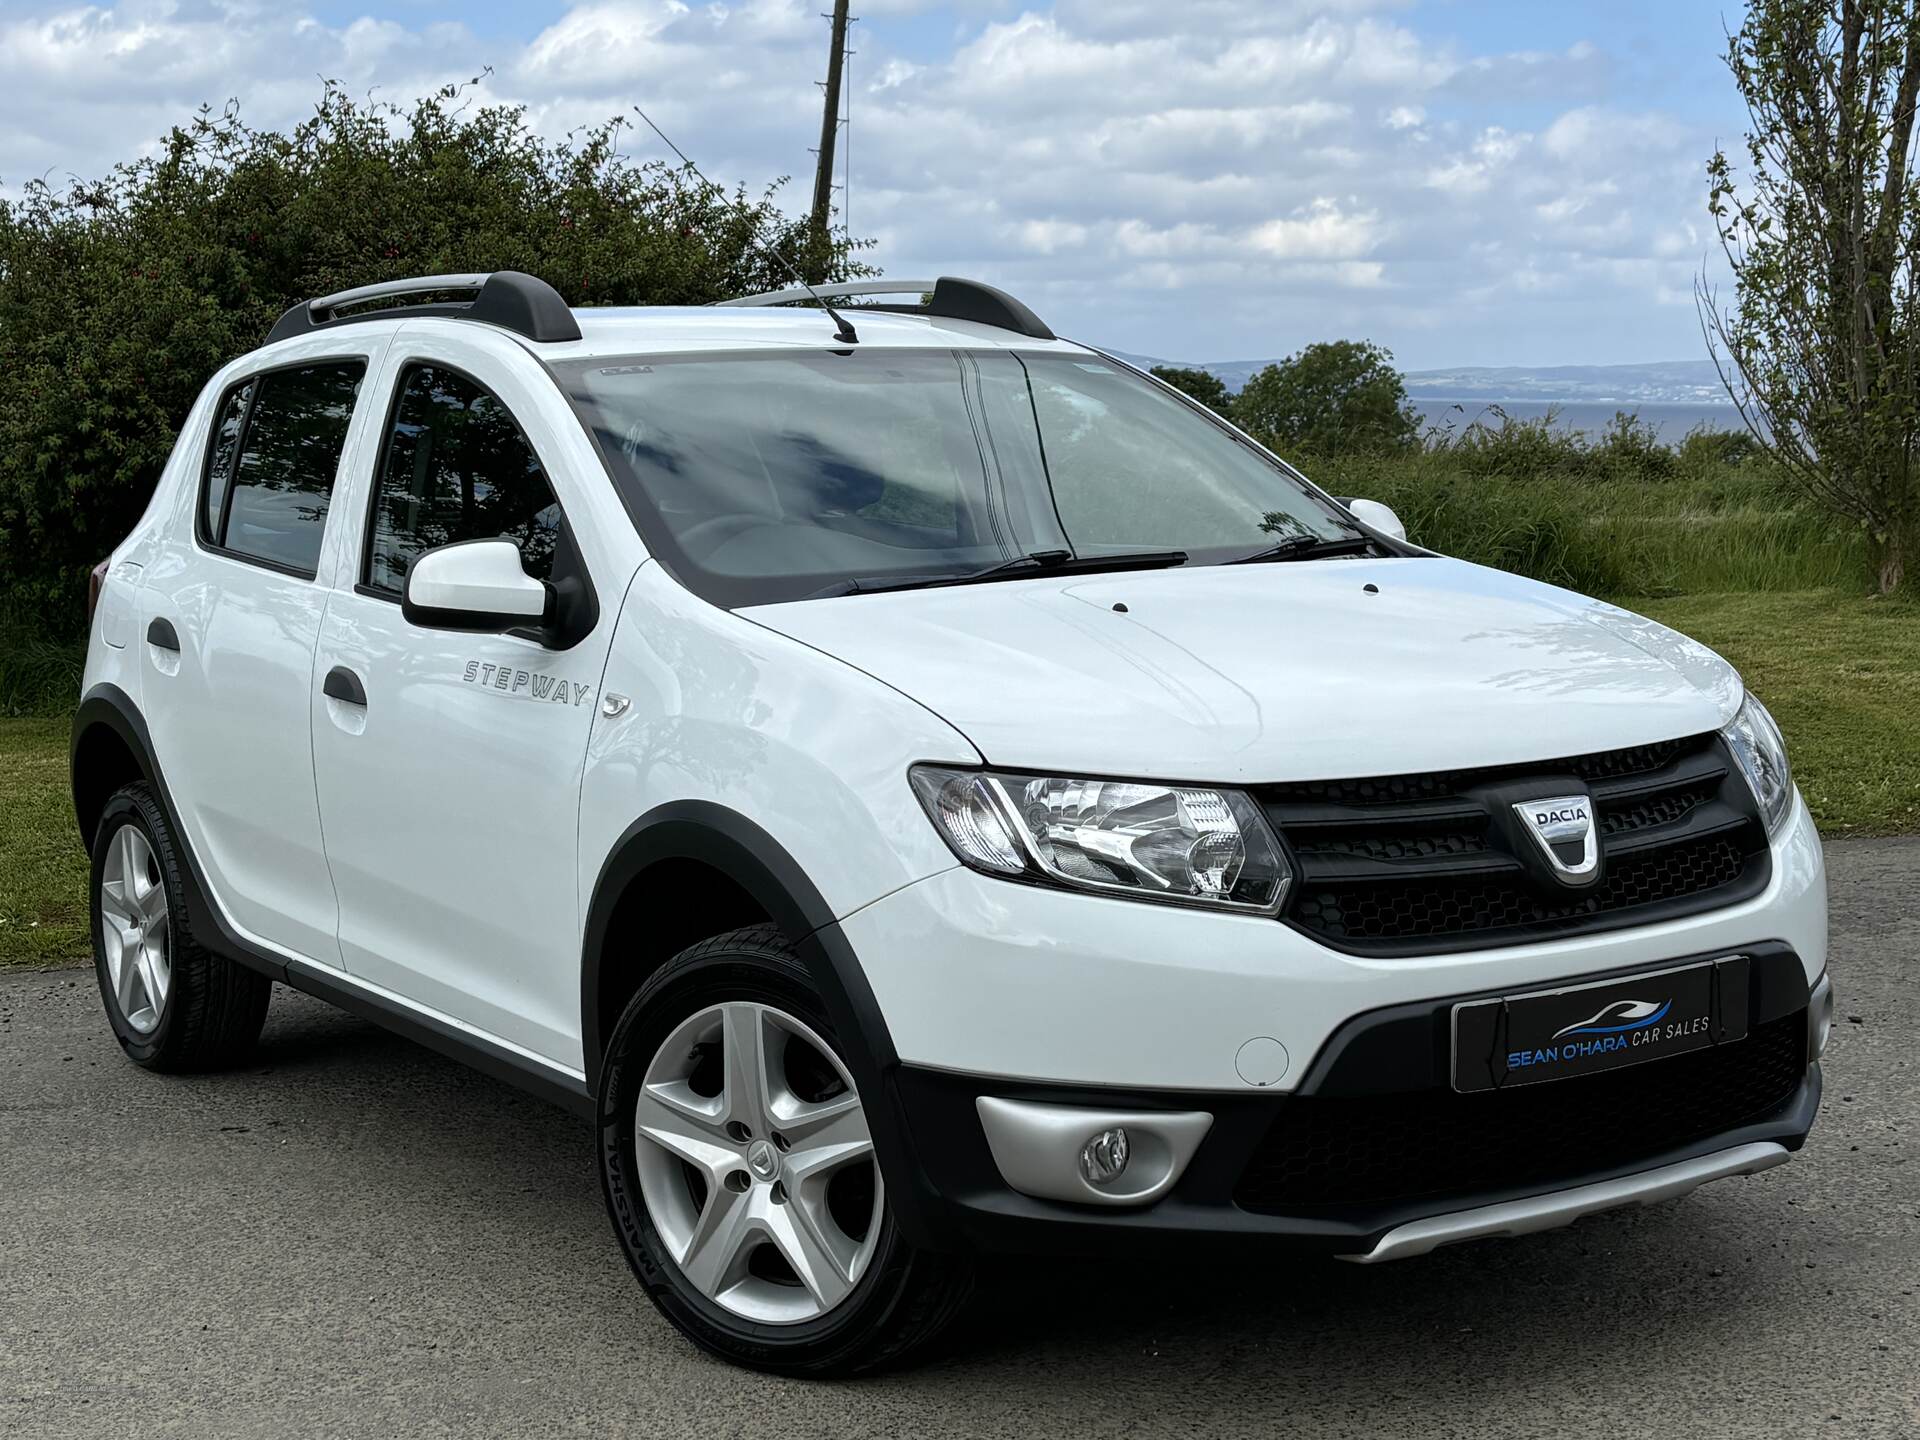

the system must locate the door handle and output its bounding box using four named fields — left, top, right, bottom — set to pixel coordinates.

left=145, top=617, right=180, bottom=652
left=323, top=666, right=368, bottom=708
